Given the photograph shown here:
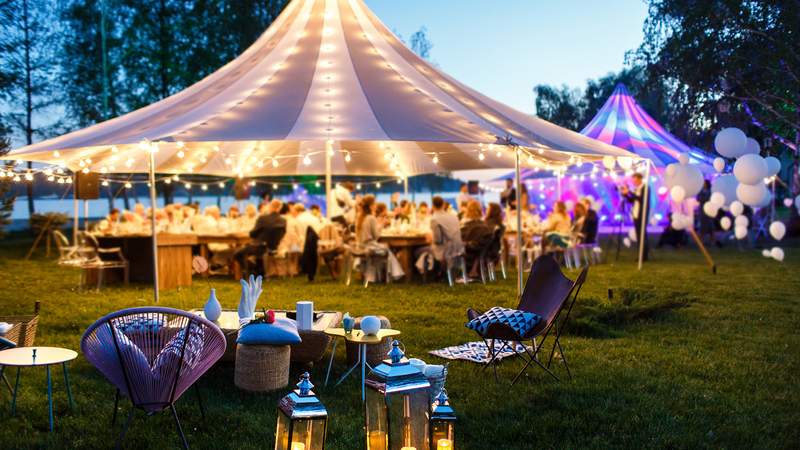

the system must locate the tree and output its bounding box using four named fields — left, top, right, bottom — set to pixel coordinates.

left=532, top=84, right=586, bottom=130
left=636, top=0, right=799, bottom=153
left=410, top=26, right=433, bottom=61
left=0, top=0, right=63, bottom=215
left=60, top=0, right=125, bottom=126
